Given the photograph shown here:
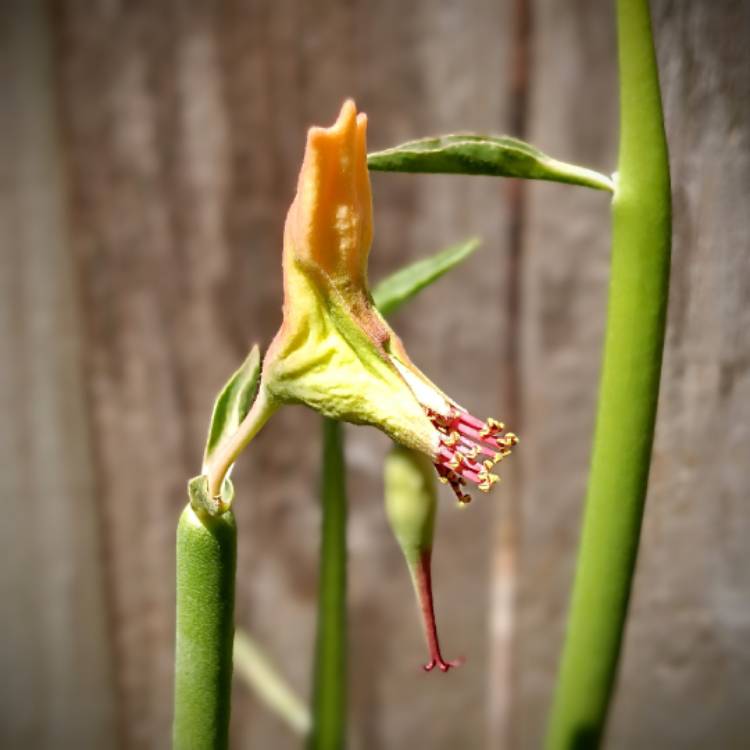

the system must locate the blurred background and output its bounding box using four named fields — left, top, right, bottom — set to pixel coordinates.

left=1, top=0, right=748, bottom=748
